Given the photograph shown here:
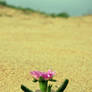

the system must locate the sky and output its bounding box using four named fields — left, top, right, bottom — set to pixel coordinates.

left=6, top=0, right=92, bottom=16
